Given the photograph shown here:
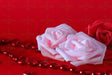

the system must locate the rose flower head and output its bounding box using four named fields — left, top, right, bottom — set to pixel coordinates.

left=36, top=24, right=77, bottom=61
left=56, top=32, right=107, bottom=66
